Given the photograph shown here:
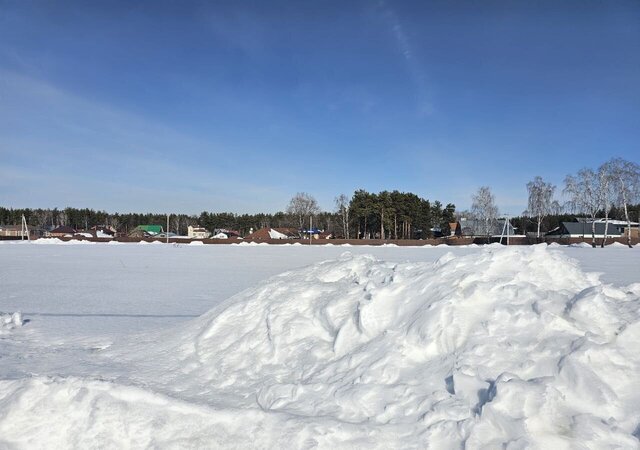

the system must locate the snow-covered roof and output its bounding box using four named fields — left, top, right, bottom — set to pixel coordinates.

left=268, top=229, right=289, bottom=239
left=592, top=219, right=639, bottom=226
